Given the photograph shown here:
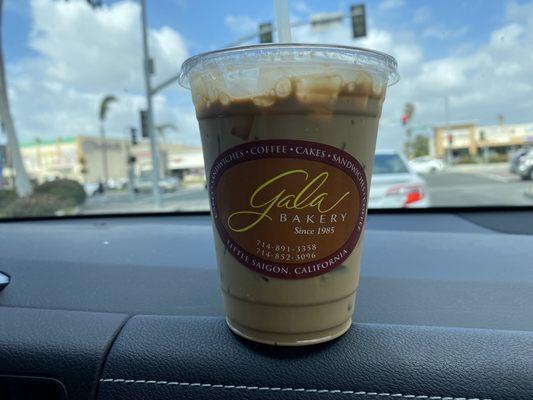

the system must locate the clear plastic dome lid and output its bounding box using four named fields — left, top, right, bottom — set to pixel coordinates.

left=178, top=43, right=399, bottom=89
